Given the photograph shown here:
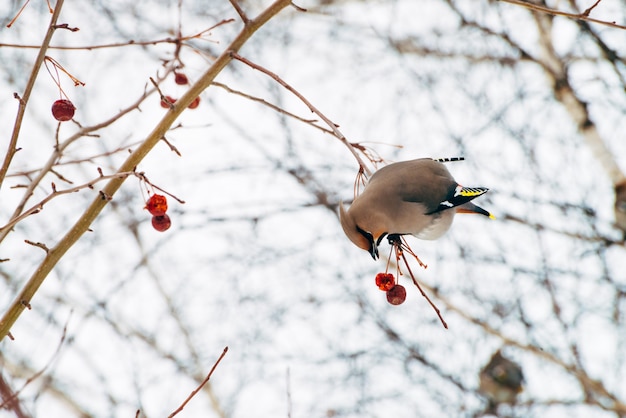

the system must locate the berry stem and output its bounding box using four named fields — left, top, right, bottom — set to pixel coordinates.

left=398, top=248, right=447, bottom=329
left=136, top=172, right=185, bottom=204
left=399, top=236, right=427, bottom=269
left=44, top=56, right=85, bottom=100
left=6, top=0, right=31, bottom=28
